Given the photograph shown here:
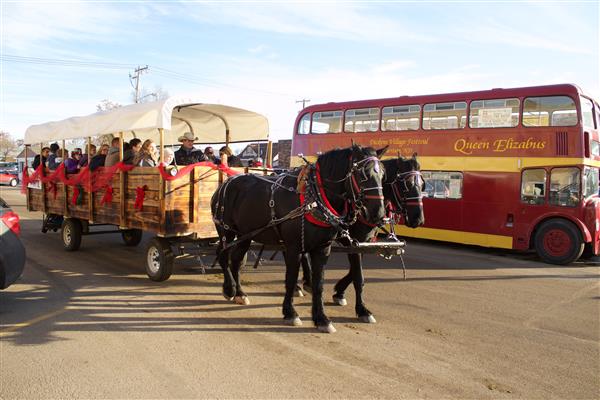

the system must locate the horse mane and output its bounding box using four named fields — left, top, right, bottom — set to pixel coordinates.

left=316, top=146, right=378, bottom=180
